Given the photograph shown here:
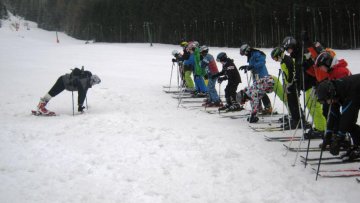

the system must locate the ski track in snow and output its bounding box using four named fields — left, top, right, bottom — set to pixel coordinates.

left=1, top=15, right=360, bottom=203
